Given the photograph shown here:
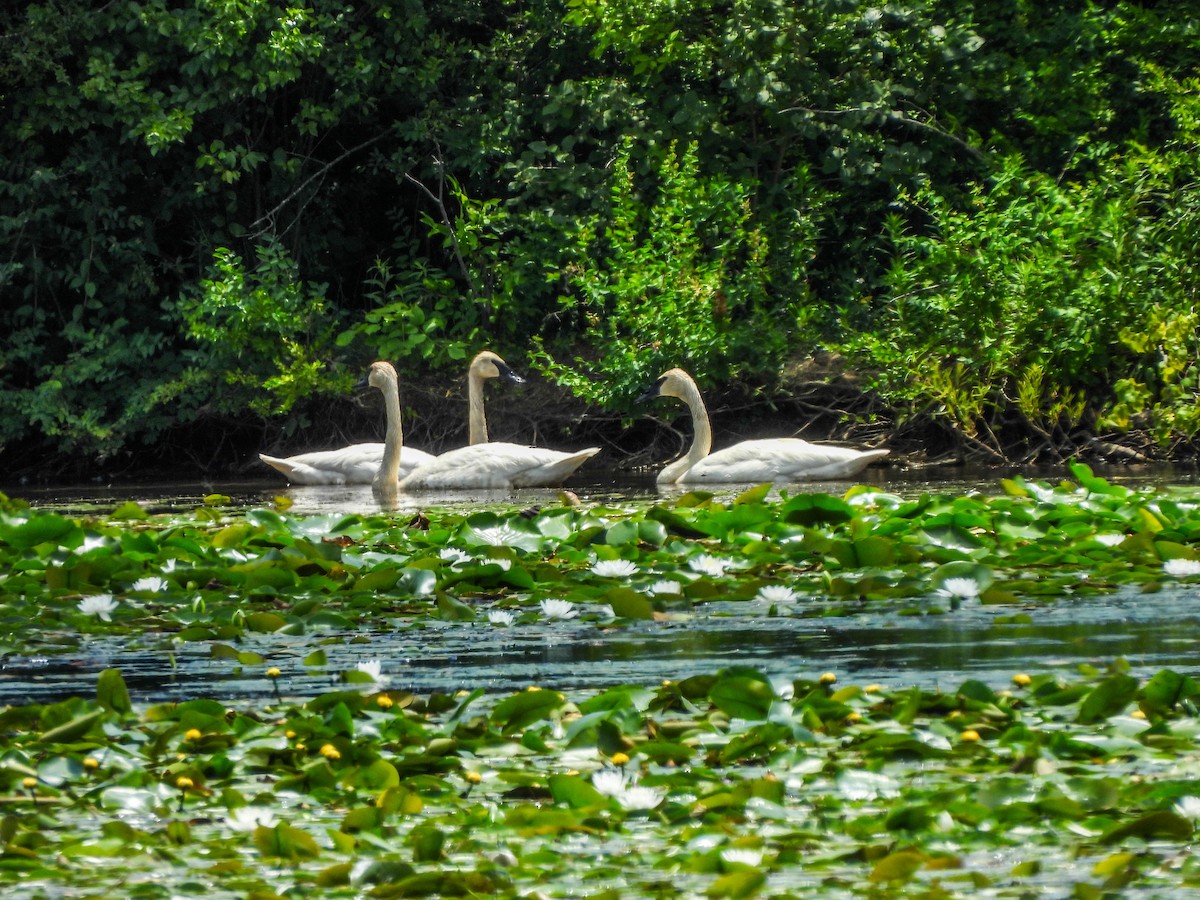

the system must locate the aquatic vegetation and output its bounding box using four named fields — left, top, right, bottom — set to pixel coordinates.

left=1, top=465, right=1200, bottom=893
left=0, top=664, right=1199, bottom=896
